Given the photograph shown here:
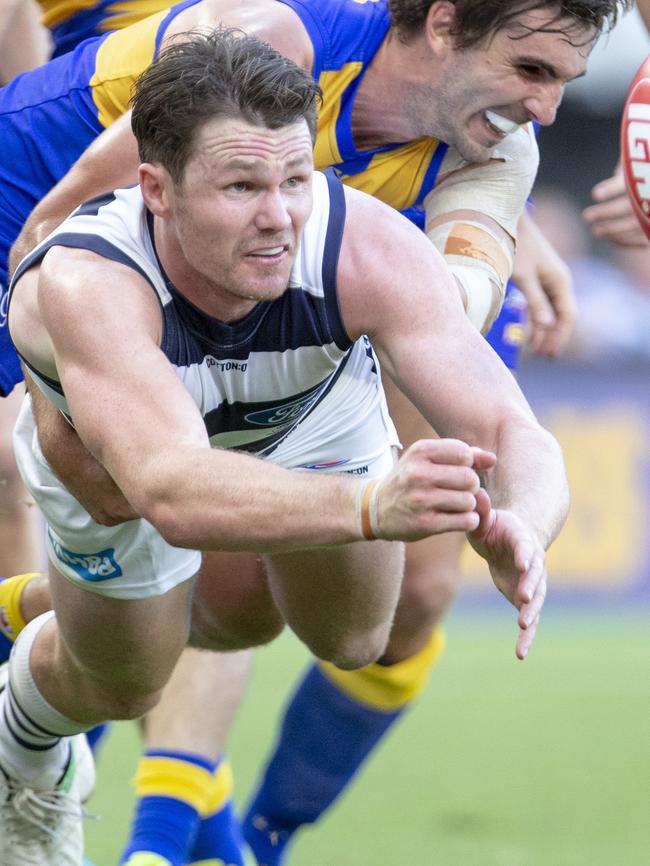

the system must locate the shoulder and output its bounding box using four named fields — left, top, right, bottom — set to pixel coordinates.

left=336, top=184, right=453, bottom=340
